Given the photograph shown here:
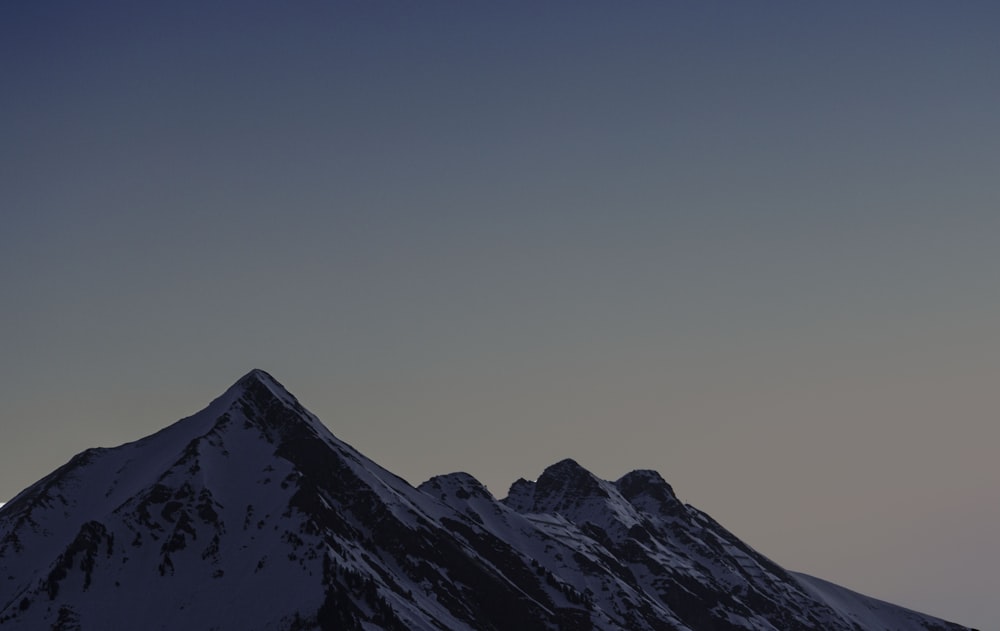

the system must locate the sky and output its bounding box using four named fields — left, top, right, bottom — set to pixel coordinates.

left=2, top=2, right=998, bottom=628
